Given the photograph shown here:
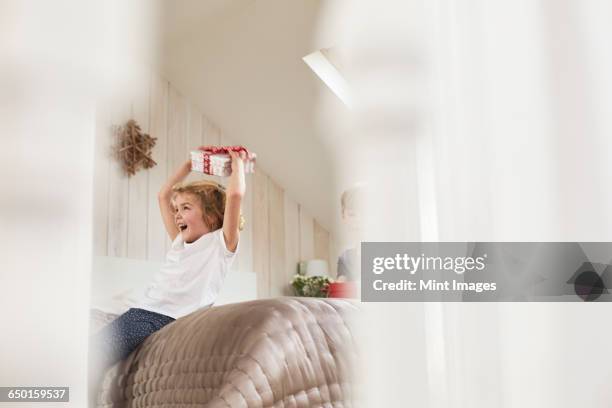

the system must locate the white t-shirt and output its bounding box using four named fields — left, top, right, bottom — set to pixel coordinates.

left=126, top=228, right=237, bottom=319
